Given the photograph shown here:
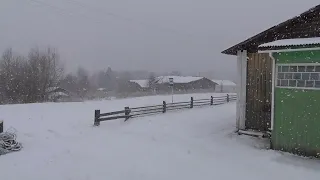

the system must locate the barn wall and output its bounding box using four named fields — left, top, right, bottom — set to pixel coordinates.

left=215, top=85, right=236, bottom=93
left=246, top=53, right=272, bottom=131
left=272, top=50, right=320, bottom=157
left=188, top=78, right=216, bottom=90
